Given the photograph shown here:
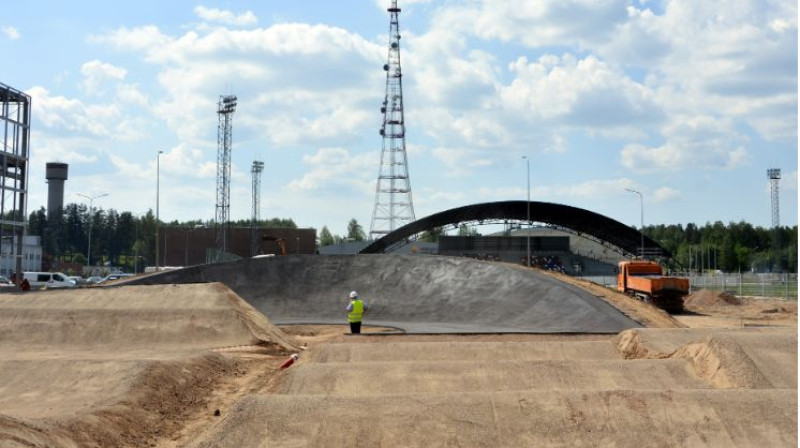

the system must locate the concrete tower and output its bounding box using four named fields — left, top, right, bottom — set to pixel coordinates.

left=46, top=162, right=68, bottom=218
